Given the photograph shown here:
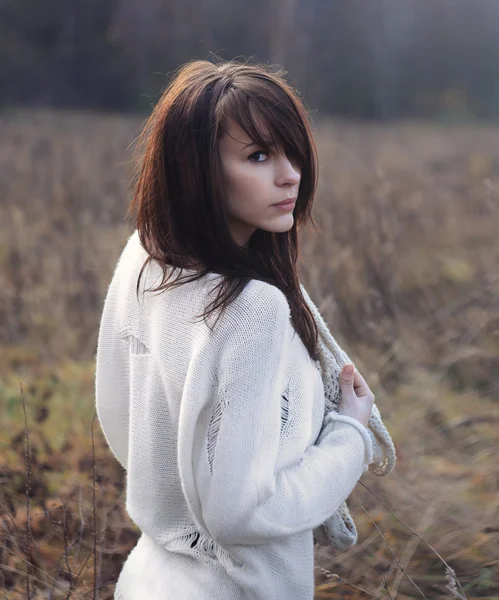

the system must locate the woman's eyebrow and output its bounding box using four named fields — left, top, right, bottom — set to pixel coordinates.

left=241, top=140, right=274, bottom=150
